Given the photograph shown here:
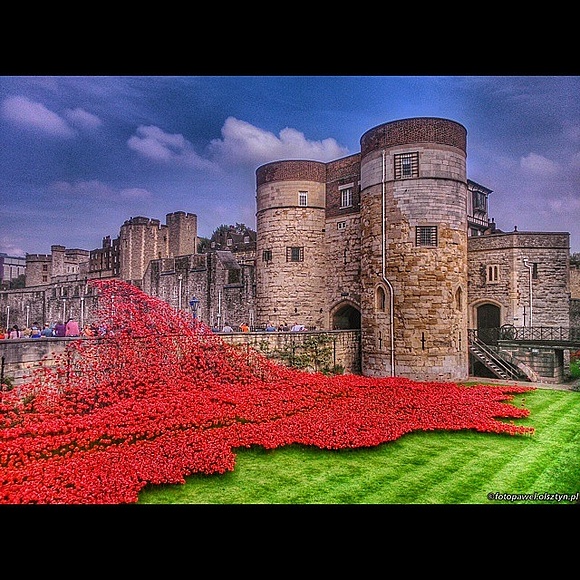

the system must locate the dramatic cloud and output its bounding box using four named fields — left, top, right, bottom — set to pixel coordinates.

left=64, top=108, right=102, bottom=131
left=127, top=125, right=215, bottom=170
left=208, top=116, right=350, bottom=165
left=1, top=96, right=75, bottom=137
